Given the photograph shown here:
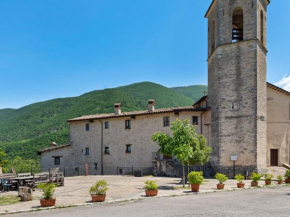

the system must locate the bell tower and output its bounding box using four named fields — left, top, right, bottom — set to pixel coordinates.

left=205, top=0, right=270, bottom=176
